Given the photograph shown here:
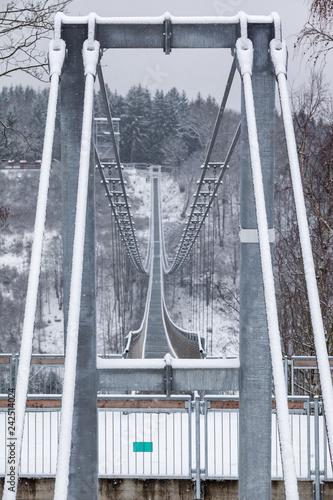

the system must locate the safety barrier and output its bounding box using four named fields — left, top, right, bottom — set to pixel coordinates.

left=3, top=354, right=333, bottom=398
left=284, top=356, right=333, bottom=399
left=0, top=355, right=64, bottom=394
left=0, top=394, right=330, bottom=491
